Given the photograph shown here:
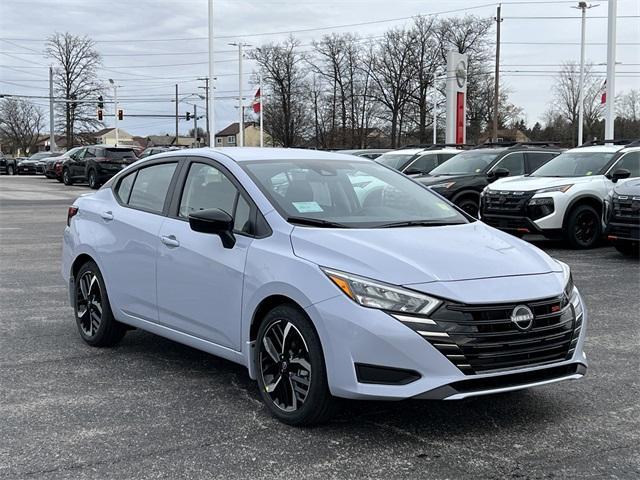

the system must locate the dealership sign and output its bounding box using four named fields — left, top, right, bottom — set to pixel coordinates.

left=445, top=51, right=468, bottom=145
